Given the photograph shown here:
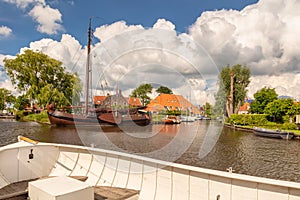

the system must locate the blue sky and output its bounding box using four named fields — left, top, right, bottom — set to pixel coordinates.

left=0, top=0, right=258, bottom=55
left=1, top=0, right=300, bottom=103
